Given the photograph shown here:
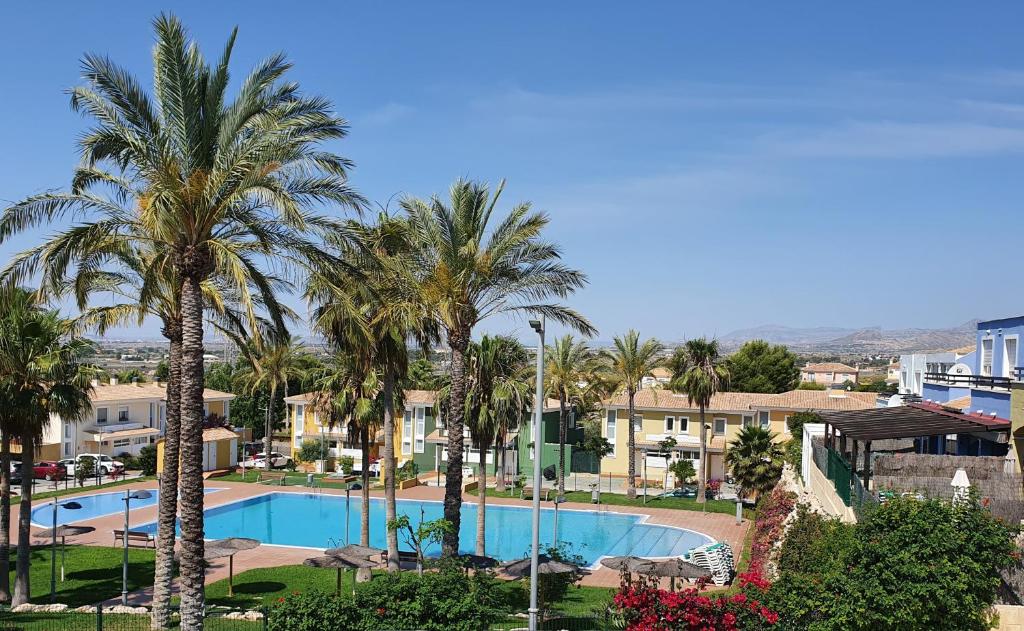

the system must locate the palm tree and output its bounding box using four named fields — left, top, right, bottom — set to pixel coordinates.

left=307, top=212, right=437, bottom=571
left=402, top=179, right=594, bottom=555
left=725, top=426, right=784, bottom=501
left=0, top=16, right=360, bottom=625
left=544, top=335, right=602, bottom=497
left=603, top=331, right=664, bottom=500
left=669, top=338, right=729, bottom=504
left=0, top=289, right=94, bottom=605
left=234, top=337, right=308, bottom=462
left=461, top=336, right=532, bottom=556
